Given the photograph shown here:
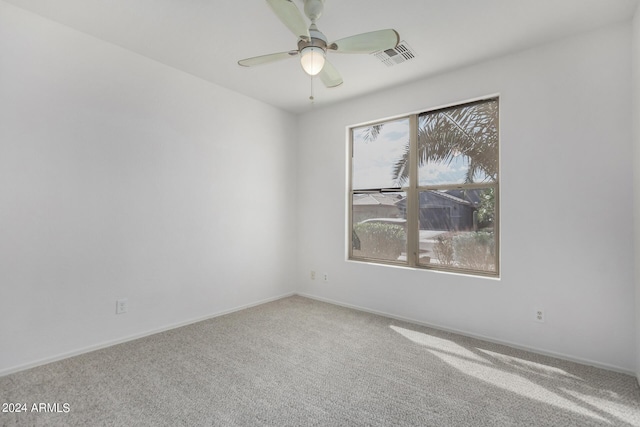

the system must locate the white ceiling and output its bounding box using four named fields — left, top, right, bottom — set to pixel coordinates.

left=5, top=0, right=639, bottom=114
